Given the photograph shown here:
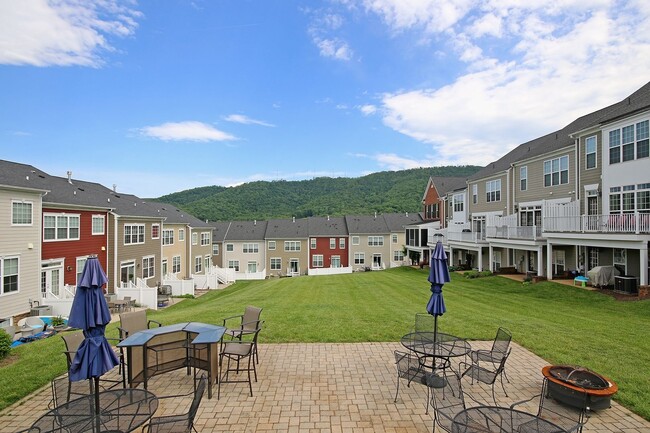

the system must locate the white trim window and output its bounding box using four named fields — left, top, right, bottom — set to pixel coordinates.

left=213, top=244, right=219, bottom=255
left=76, top=257, right=88, bottom=284
left=311, top=238, right=317, bottom=249
left=92, top=215, right=105, bottom=235
left=609, top=120, right=649, bottom=164
left=172, top=255, right=181, bottom=273
left=368, top=236, right=384, bottom=246
left=486, top=179, right=501, bottom=202
left=226, top=243, right=234, bottom=252
left=354, top=252, right=365, bottom=265
left=151, top=224, right=160, bottom=240
left=610, top=183, right=650, bottom=214
left=195, top=256, right=203, bottom=273
left=284, top=241, right=301, bottom=251
left=312, top=254, right=324, bottom=267
left=12, top=201, right=32, bottom=225
left=520, top=166, right=527, bottom=191
left=453, top=193, right=464, bottom=211
left=162, top=229, right=174, bottom=246
left=124, top=224, right=145, bottom=245
left=200, top=232, right=210, bottom=246
left=142, top=256, right=155, bottom=279
left=163, top=229, right=174, bottom=245
left=270, top=257, right=281, bottom=270
left=329, top=238, right=336, bottom=249
left=205, top=255, right=211, bottom=272
left=243, top=243, right=259, bottom=253
left=44, top=213, right=80, bottom=241
left=472, top=184, right=478, bottom=204
left=339, top=238, right=345, bottom=249
left=392, top=234, right=398, bottom=244
left=585, top=136, right=597, bottom=169
left=1, top=256, right=19, bottom=295
left=179, top=229, right=185, bottom=241
left=352, top=236, right=360, bottom=245
left=228, top=260, right=240, bottom=271
left=192, top=232, right=198, bottom=245
left=393, top=250, right=404, bottom=262
left=543, top=156, right=569, bottom=187
left=268, top=241, right=276, bottom=250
